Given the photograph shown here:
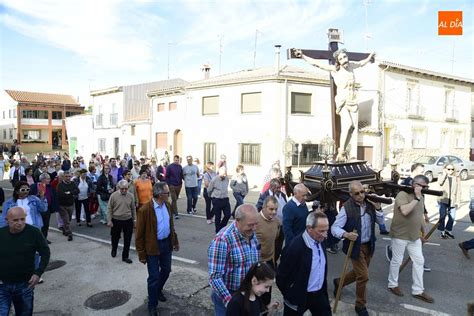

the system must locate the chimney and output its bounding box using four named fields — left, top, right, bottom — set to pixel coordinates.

left=274, top=45, right=281, bottom=74
left=202, top=64, right=211, bottom=79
